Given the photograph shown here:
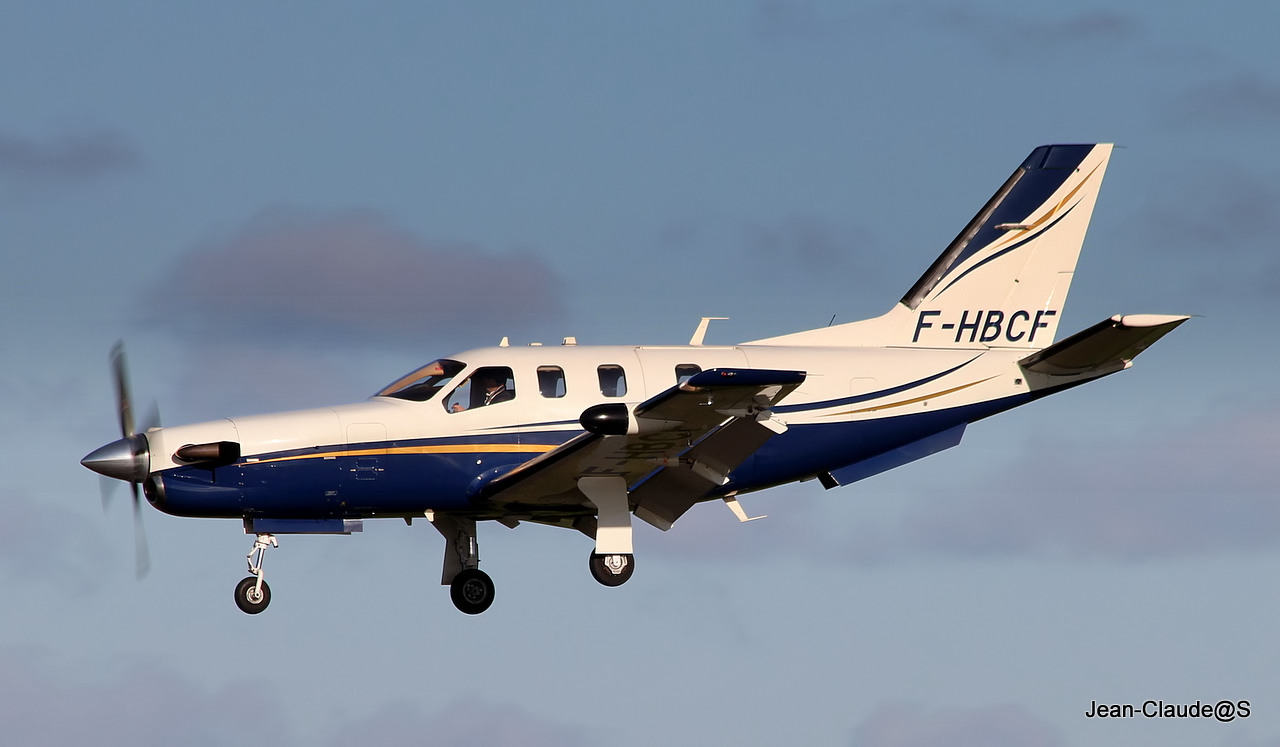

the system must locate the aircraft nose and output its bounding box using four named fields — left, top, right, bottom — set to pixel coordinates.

left=81, top=434, right=150, bottom=483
